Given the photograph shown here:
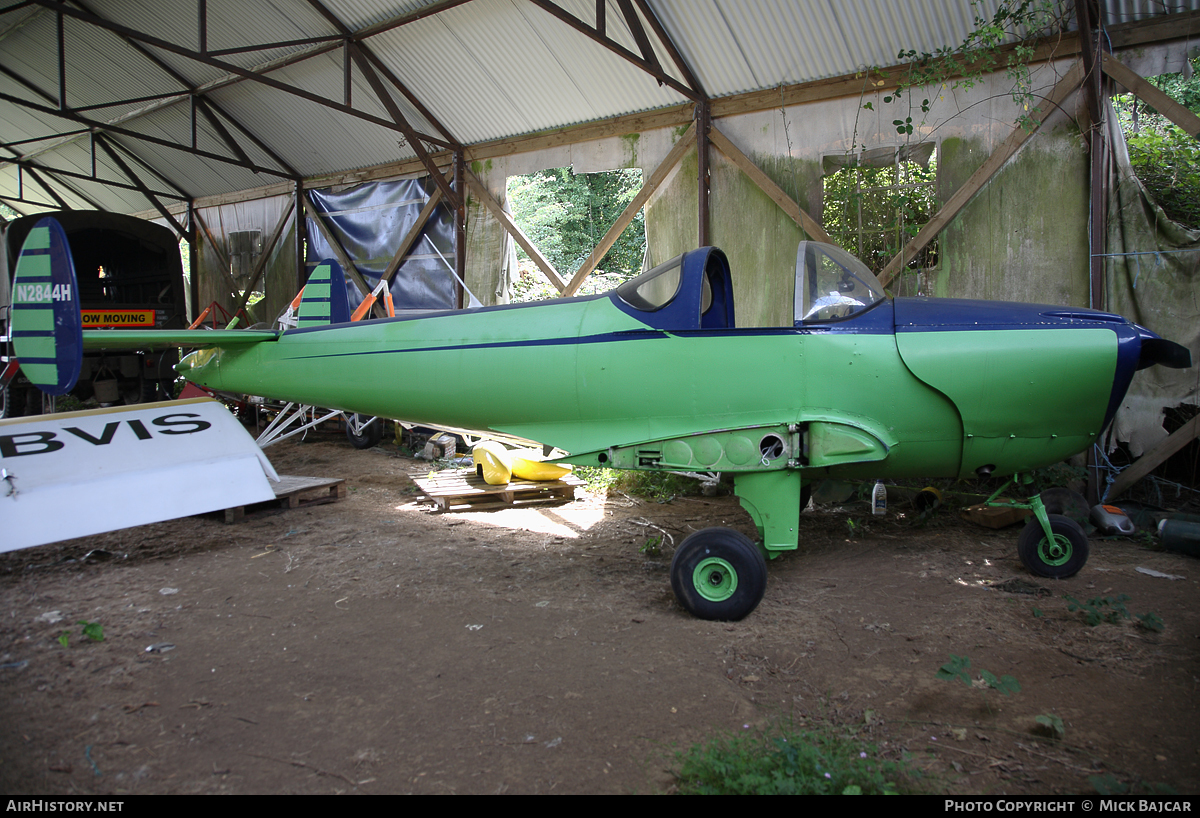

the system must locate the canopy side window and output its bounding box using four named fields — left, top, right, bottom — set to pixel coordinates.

left=616, top=256, right=683, bottom=312
left=795, top=242, right=886, bottom=325
left=613, top=247, right=734, bottom=331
